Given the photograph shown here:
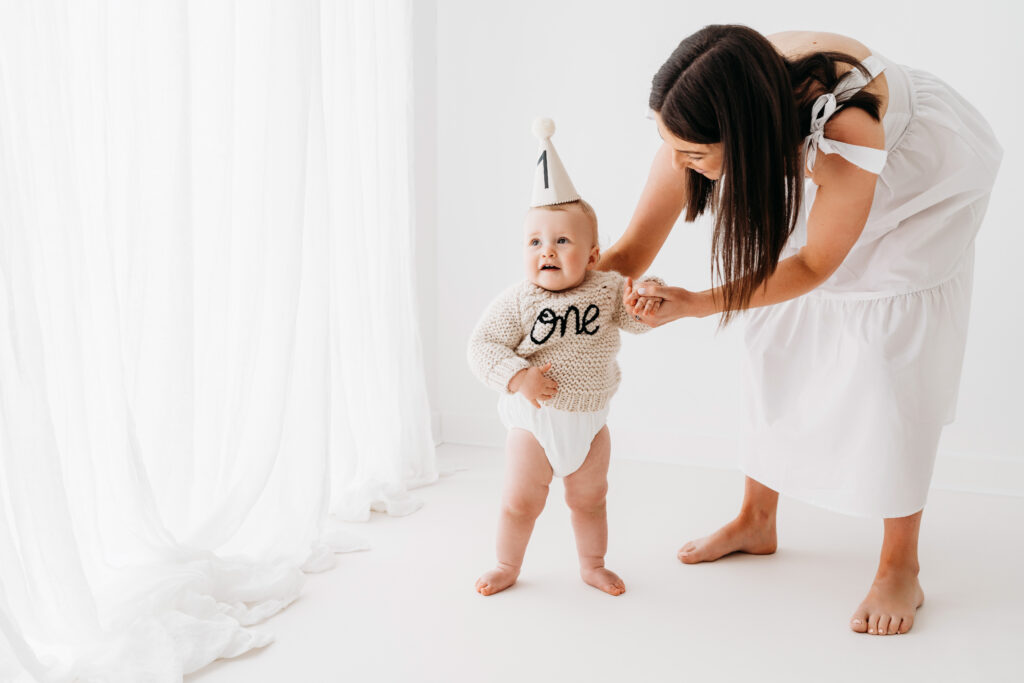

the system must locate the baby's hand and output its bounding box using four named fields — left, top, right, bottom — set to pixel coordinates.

left=507, top=362, right=558, bottom=408
left=624, top=277, right=664, bottom=320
